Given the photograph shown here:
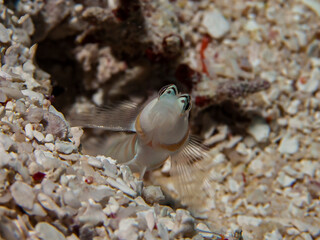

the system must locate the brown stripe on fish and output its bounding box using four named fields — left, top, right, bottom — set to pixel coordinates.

left=131, top=134, right=137, bottom=155
left=158, top=130, right=189, bottom=152
left=135, top=112, right=146, bottom=140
